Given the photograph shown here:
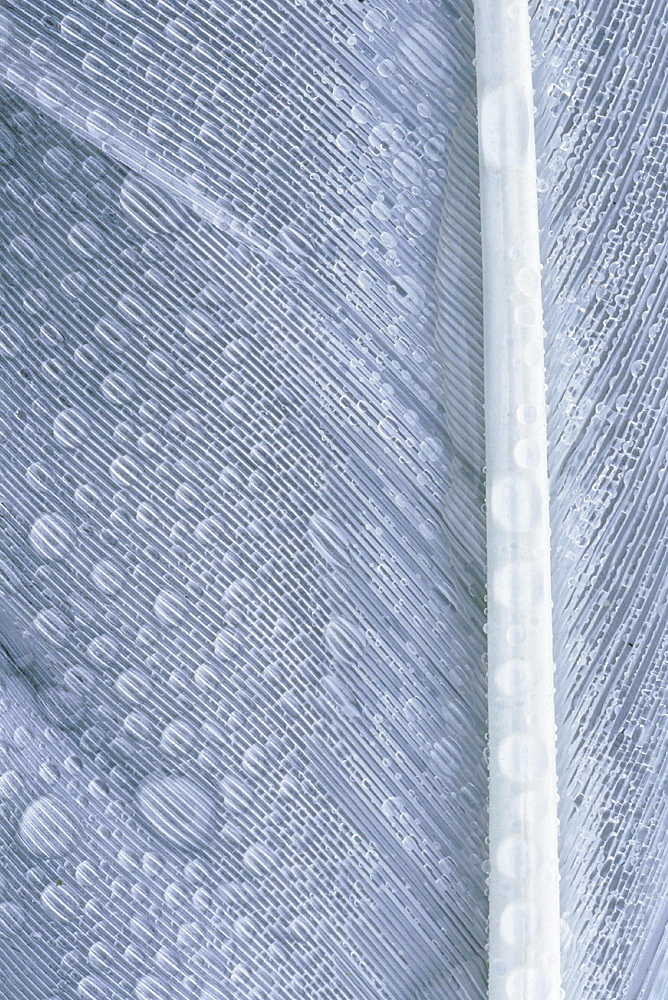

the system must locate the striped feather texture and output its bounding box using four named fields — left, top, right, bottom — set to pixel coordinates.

left=0, top=2, right=487, bottom=1000
left=2, top=0, right=664, bottom=996
left=532, top=0, right=668, bottom=996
